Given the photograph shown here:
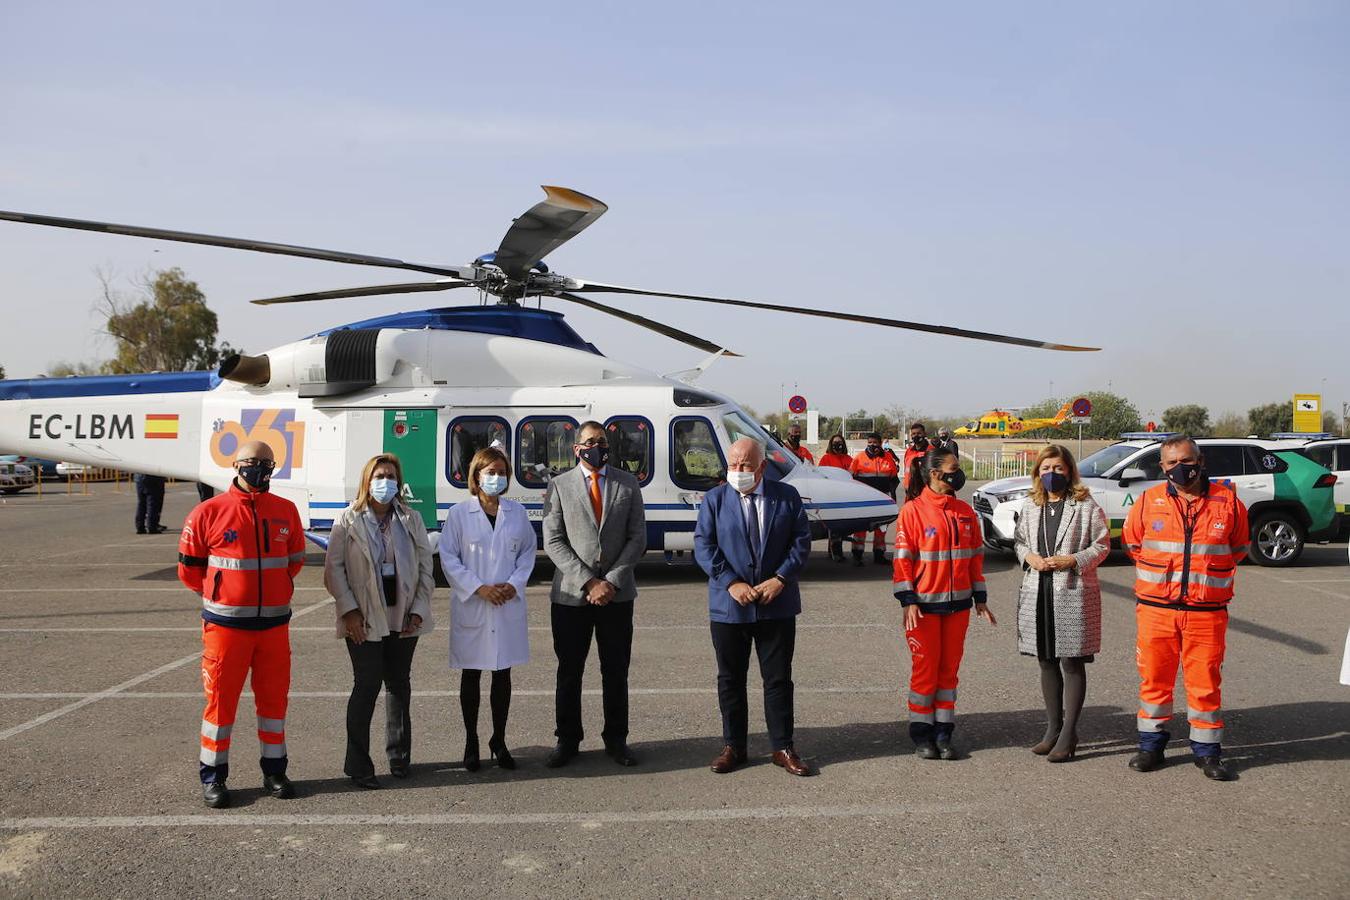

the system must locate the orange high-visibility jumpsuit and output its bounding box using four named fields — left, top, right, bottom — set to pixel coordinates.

left=1122, top=479, right=1248, bottom=757
left=179, top=482, right=306, bottom=784
left=892, top=487, right=987, bottom=743
left=850, top=449, right=900, bottom=555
